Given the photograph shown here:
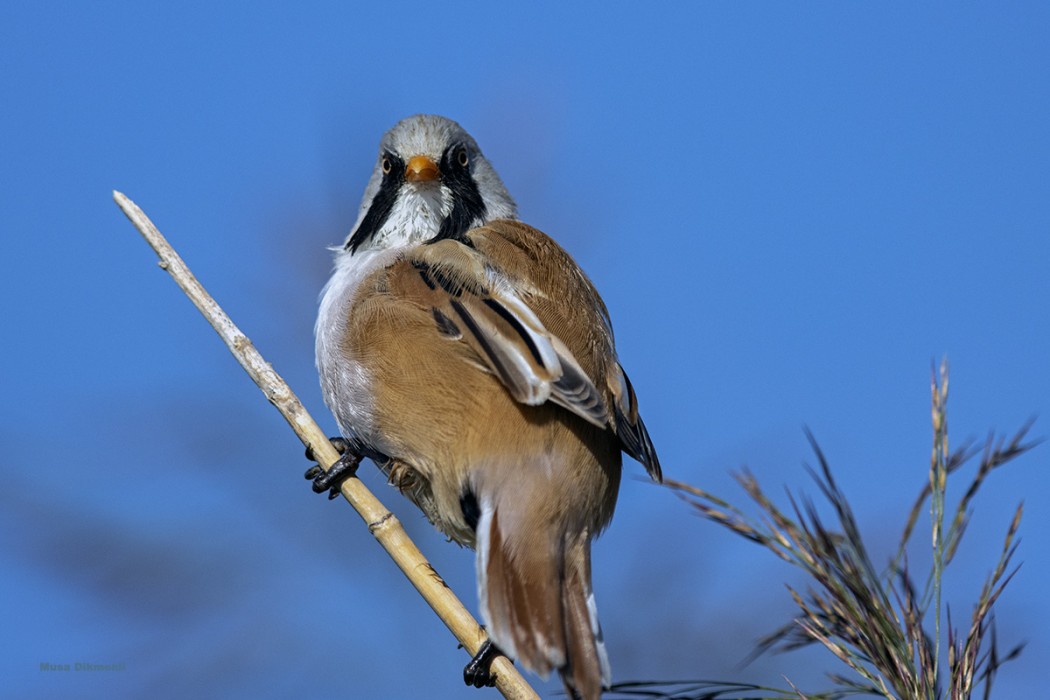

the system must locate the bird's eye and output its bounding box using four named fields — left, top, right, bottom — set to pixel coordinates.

left=381, top=156, right=392, bottom=175
left=457, top=148, right=469, bottom=168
